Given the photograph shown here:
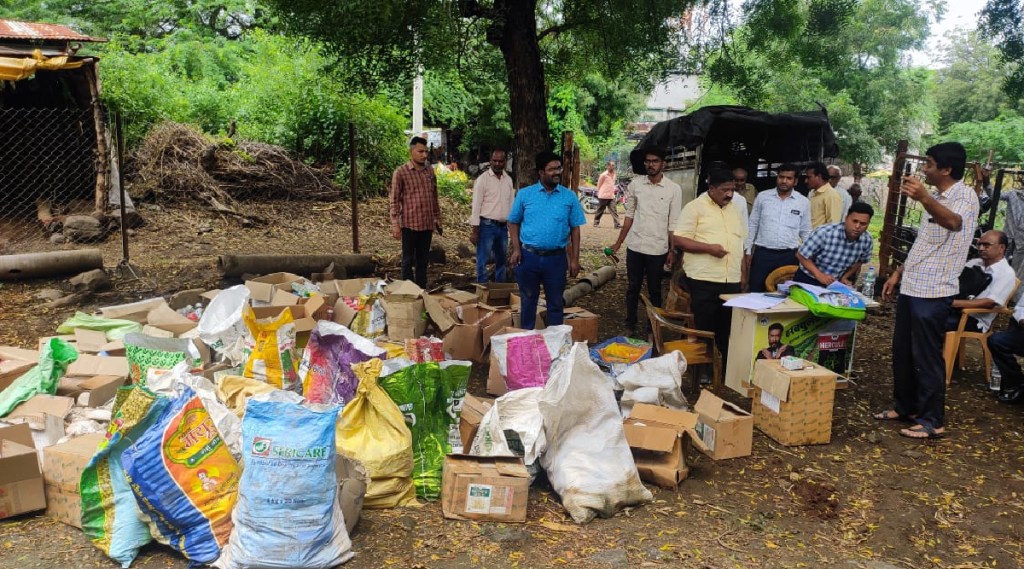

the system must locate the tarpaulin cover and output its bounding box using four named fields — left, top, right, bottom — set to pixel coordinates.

left=629, top=105, right=838, bottom=175
left=0, top=50, right=85, bottom=81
